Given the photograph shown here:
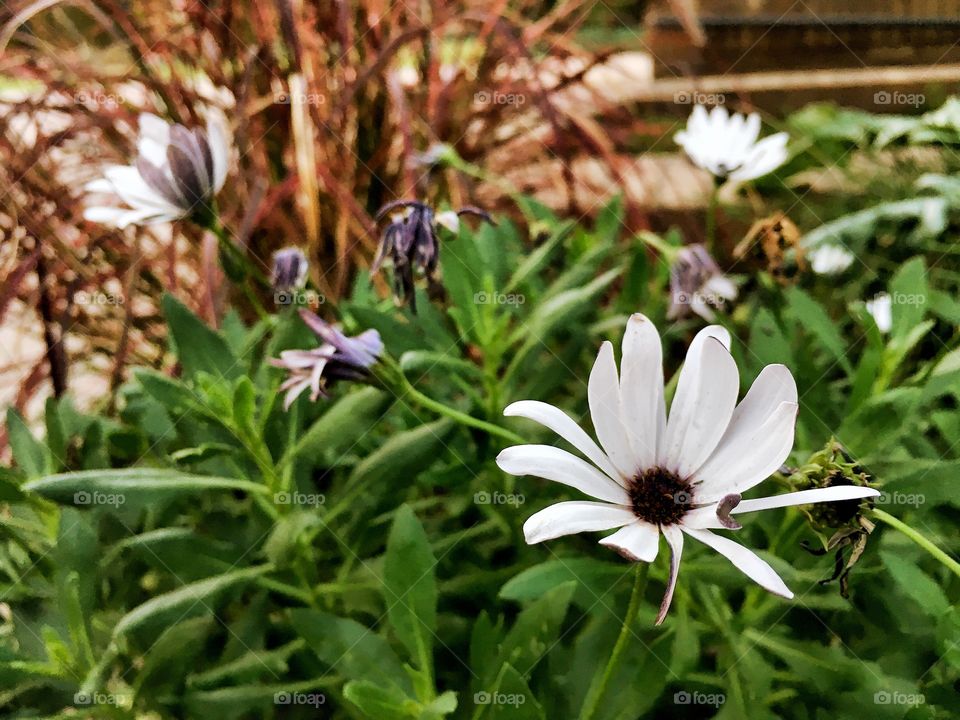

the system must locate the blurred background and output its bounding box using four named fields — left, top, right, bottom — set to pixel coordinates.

left=3, top=0, right=960, bottom=437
